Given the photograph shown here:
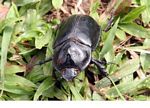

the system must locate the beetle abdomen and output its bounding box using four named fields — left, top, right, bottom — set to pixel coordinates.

left=54, top=15, right=101, bottom=50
